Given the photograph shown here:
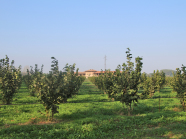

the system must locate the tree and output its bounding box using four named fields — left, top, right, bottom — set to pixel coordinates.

left=23, top=64, right=44, bottom=96
left=38, top=57, right=85, bottom=121
left=156, top=70, right=166, bottom=92
left=89, top=70, right=105, bottom=92
left=171, top=65, right=186, bottom=111
left=140, top=70, right=165, bottom=99
left=38, top=57, right=62, bottom=120
left=140, top=77, right=151, bottom=99
left=87, top=48, right=143, bottom=116
left=0, top=56, right=21, bottom=104
left=116, top=48, right=143, bottom=115
left=138, top=72, right=147, bottom=90
left=165, top=76, right=174, bottom=87
left=104, top=48, right=143, bottom=115
left=103, top=70, right=116, bottom=99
